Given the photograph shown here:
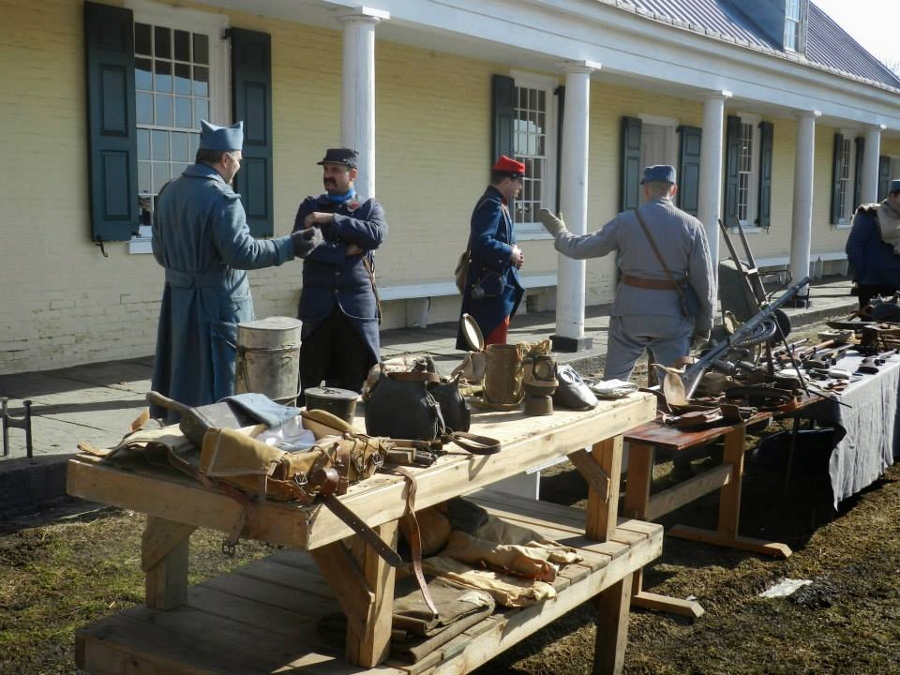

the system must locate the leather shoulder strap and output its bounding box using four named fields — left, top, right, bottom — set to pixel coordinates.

left=633, top=208, right=688, bottom=307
